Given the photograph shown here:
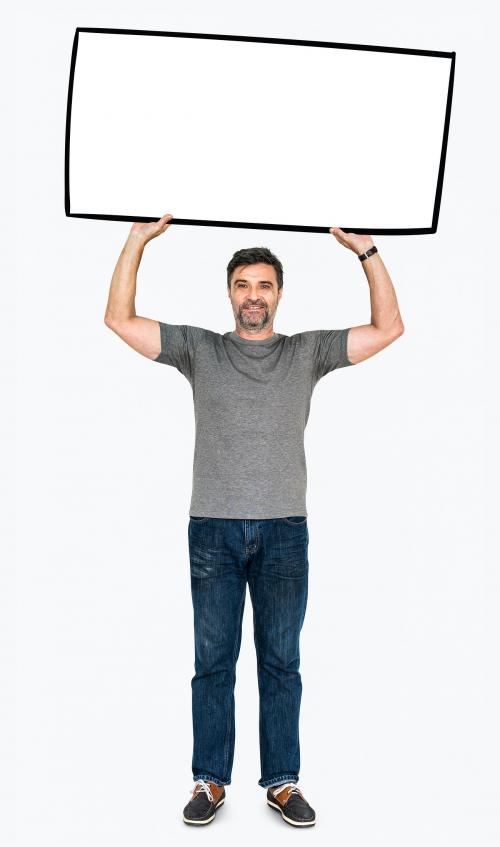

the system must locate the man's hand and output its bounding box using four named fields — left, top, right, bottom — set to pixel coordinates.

left=329, top=226, right=374, bottom=256
left=129, top=212, right=174, bottom=247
